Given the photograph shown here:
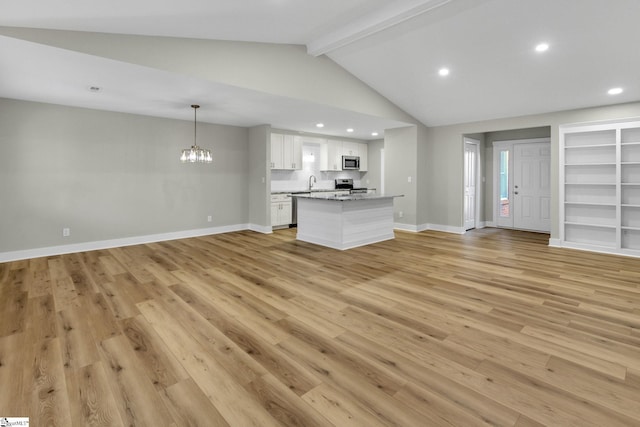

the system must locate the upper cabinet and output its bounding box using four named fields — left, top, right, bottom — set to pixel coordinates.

left=271, top=133, right=302, bottom=170
left=319, top=140, right=368, bottom=172
left=358, top=143, right=368, bottom=172
left=320, top=139, right=342, bottom=171
left=342, top=141, right=359, bottom=156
